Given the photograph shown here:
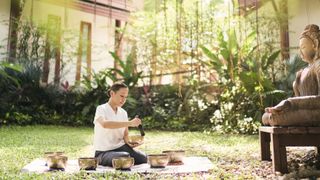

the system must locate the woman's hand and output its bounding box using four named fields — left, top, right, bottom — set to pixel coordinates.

left=124, top=135, right=129, bottom=144
left=124, top=135, right=143, bottom=148
left=128, top=141, right=143, bottom=148
left=129, top=117, right=141, bottom=127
